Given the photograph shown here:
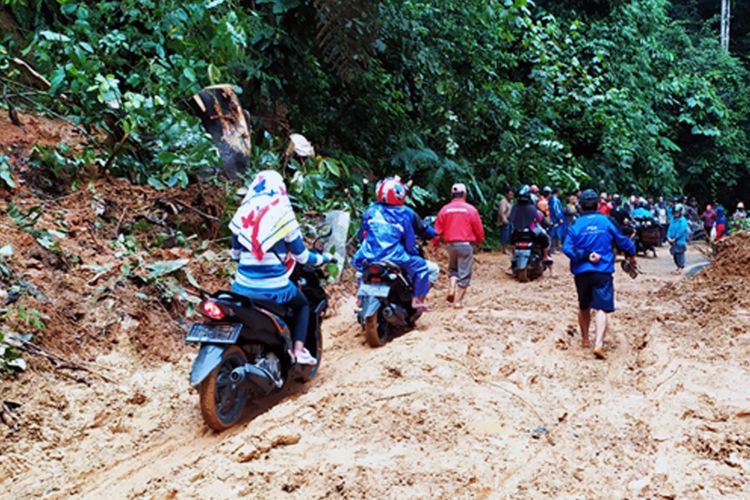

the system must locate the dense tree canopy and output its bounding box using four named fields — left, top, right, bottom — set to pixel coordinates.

left=1, top=0, right=749, bottom=217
